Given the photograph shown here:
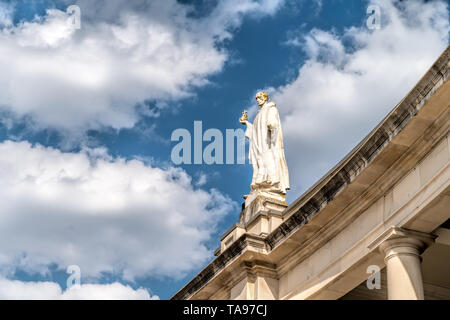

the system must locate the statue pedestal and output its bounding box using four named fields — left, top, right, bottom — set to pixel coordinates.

left=240, top=190, right=287, bottom=229
left=216, top=190, right=288, bottom=256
